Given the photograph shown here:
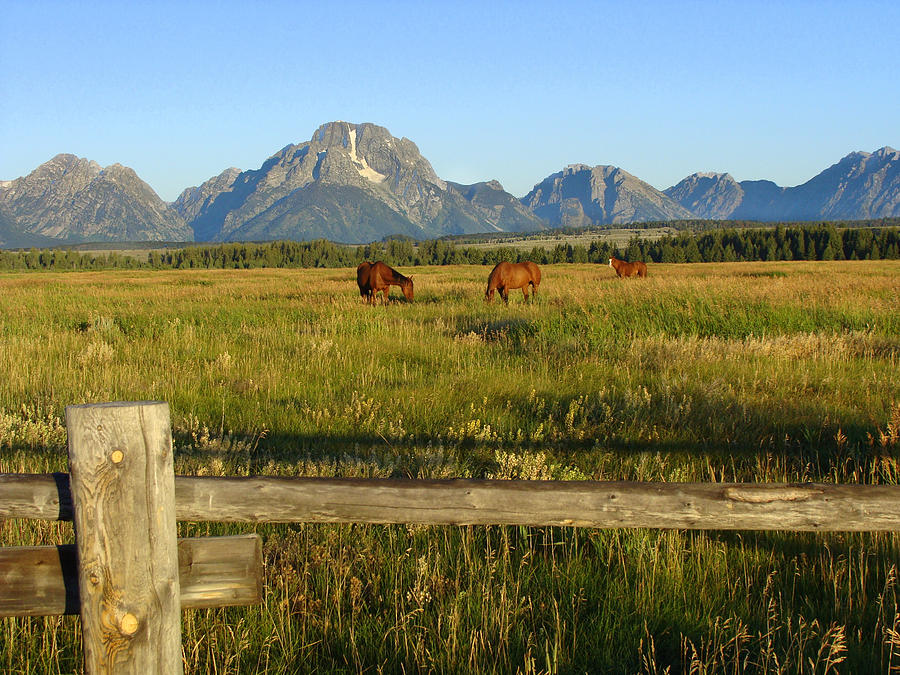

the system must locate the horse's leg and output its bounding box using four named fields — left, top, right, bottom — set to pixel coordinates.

left=501, top=287, right=509, bottom=305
